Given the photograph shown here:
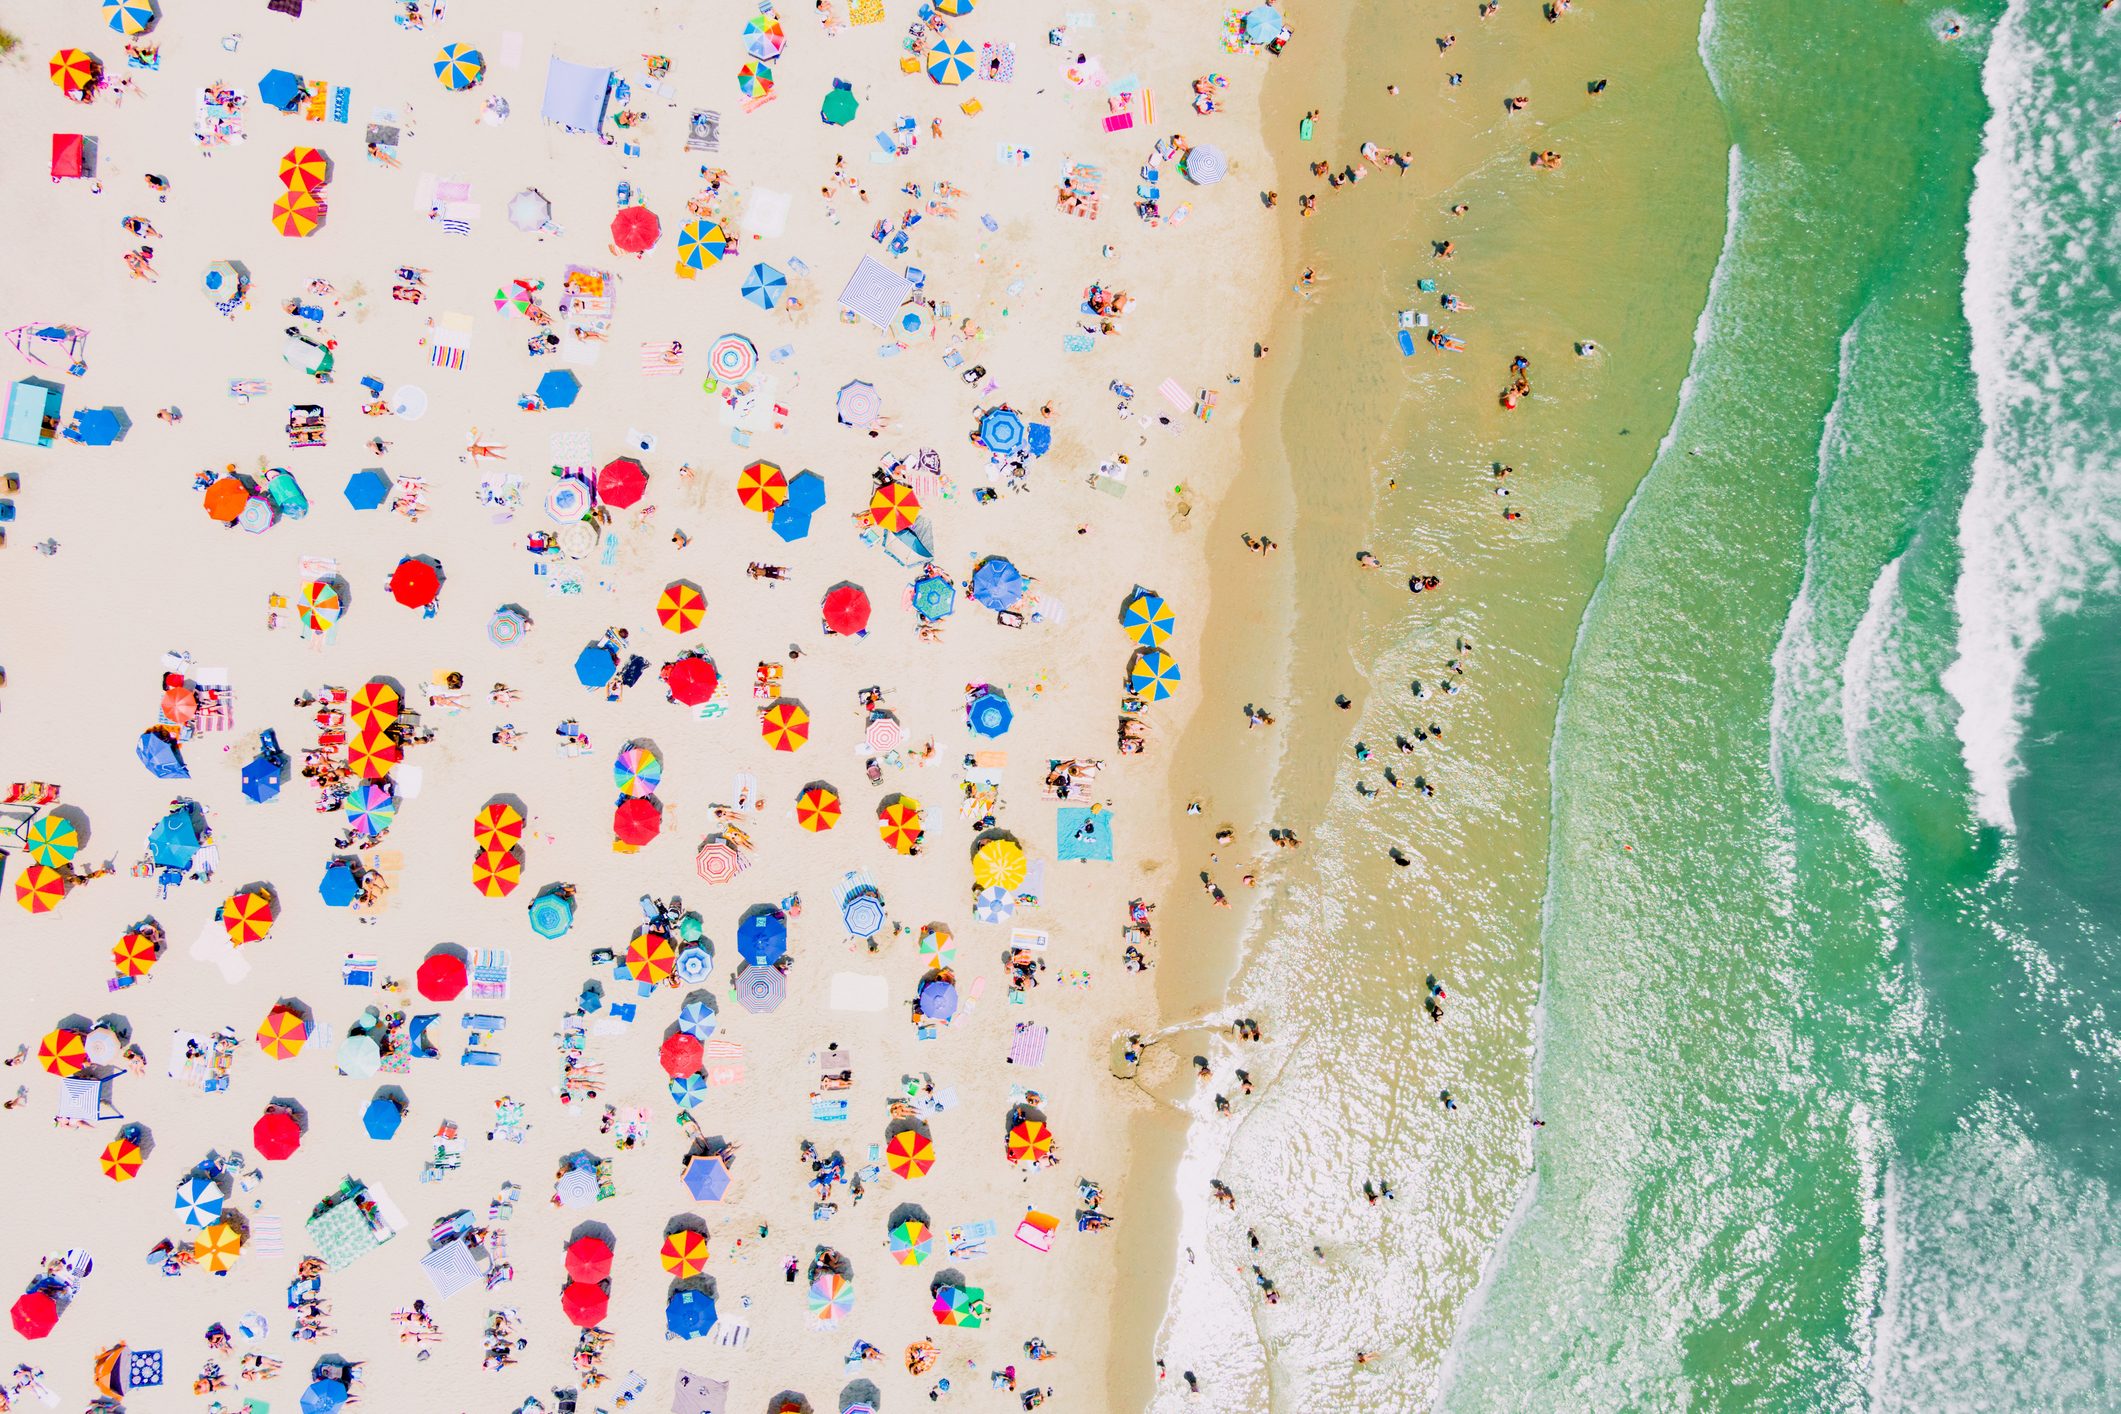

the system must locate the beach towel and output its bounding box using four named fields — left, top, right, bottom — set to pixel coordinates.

left=674, top=1371, right=730, bottom=1414
left=1158, top=378, right=1191, bottom=411
left=469, top=948, right=509, bottom=998
left=839, top=257, right=914, bottom=328
left=709, top=1321, right=750, bottom=1349
left=947, top=1221, right=996, bottom=1260
left=745, top=188, right=793, bottom=240
left=639, top=341, right=687, bottom=375
left=810, top=1098, right=849, bottom=1122
left=250, top=1216, right=284, bottom=1256
left=126, top=1349, right=165, bottom=1387
left=1007, top=1023, right=1049, bottom=1067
